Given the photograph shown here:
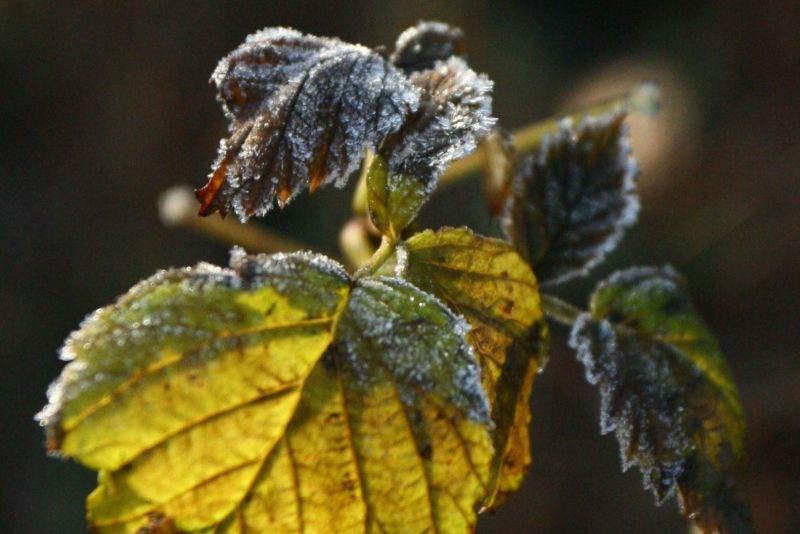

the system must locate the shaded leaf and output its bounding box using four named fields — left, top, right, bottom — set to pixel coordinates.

left=392, top=227, right=548, bottom=507
left=197, top=27, right=420, bottom=221
left=569, top=266, right=751, bottom=533
left=368, top=58, right=495, bottom=237
left=390, top=20, right=466, bottom=72
left=40, top=249, right=495, bottom=532
left=501, top=110, right=639, bottom=285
